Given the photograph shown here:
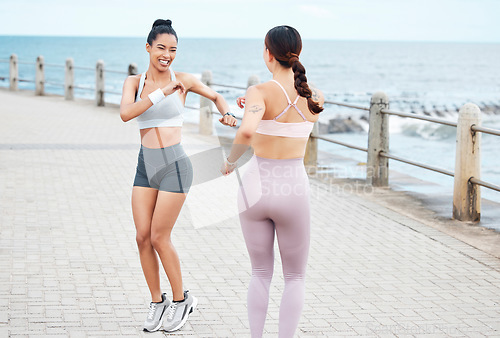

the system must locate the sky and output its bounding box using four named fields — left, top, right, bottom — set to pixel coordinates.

left=1, top=0, right=499, bottom=42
